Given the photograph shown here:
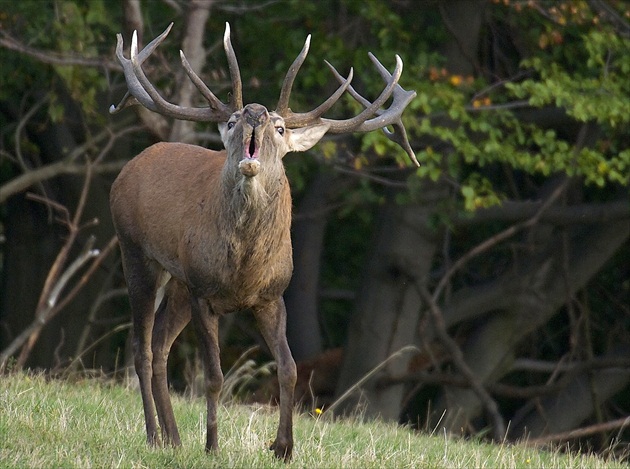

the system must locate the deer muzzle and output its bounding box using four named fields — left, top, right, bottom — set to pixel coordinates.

left=243, top=103, right=269, bottom=128
left=238, top=104, right=269, bottom=177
